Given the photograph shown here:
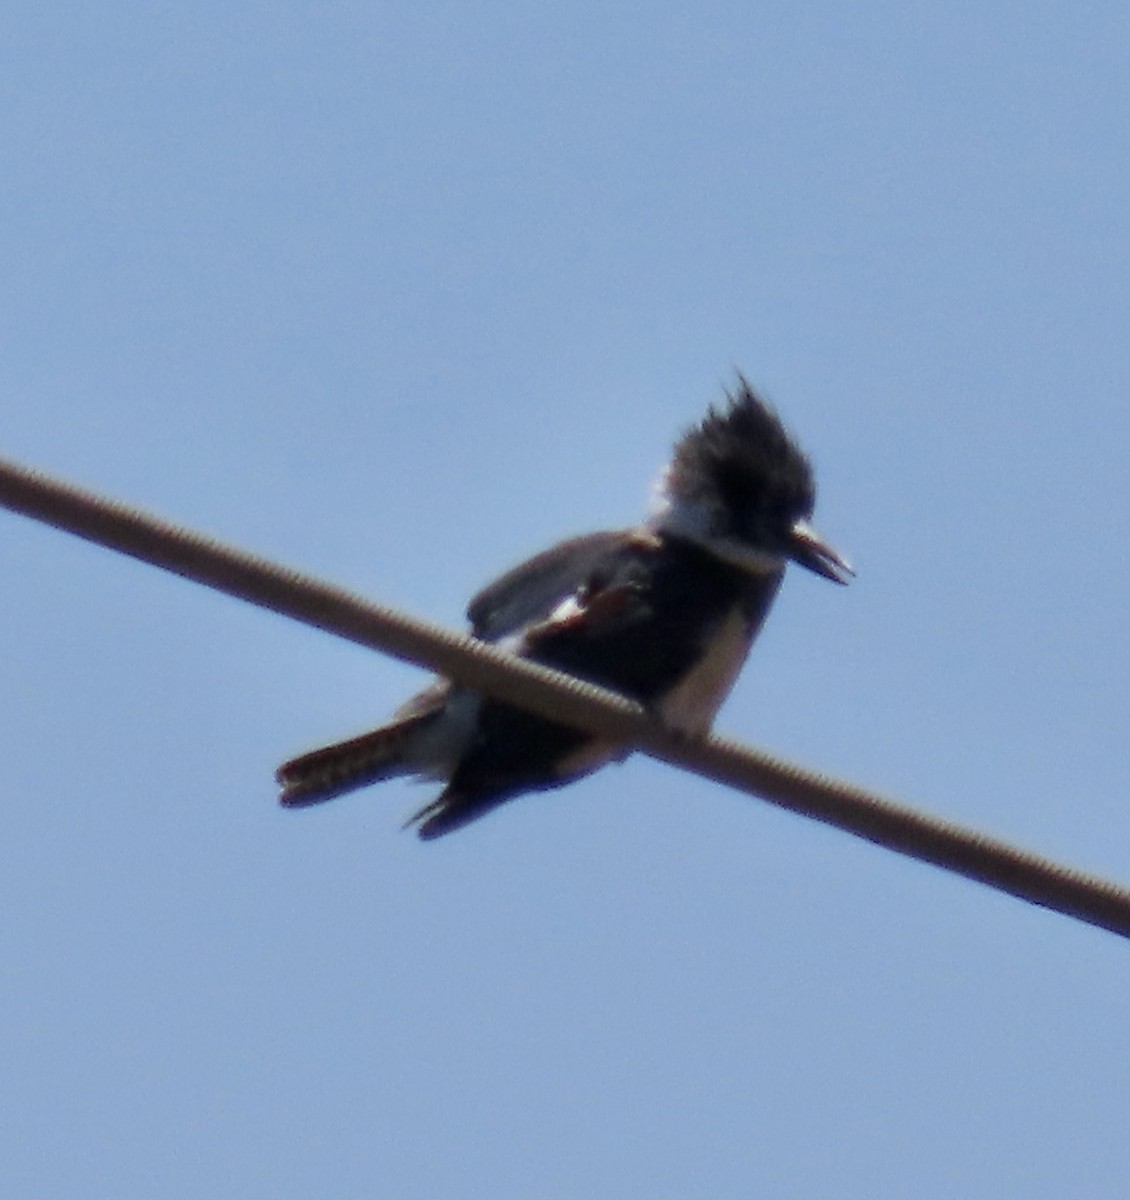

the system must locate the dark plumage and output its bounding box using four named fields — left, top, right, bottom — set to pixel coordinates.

left=277, top=379, right=851, bottom=838
left=670, top=380, right=815, bottom=519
